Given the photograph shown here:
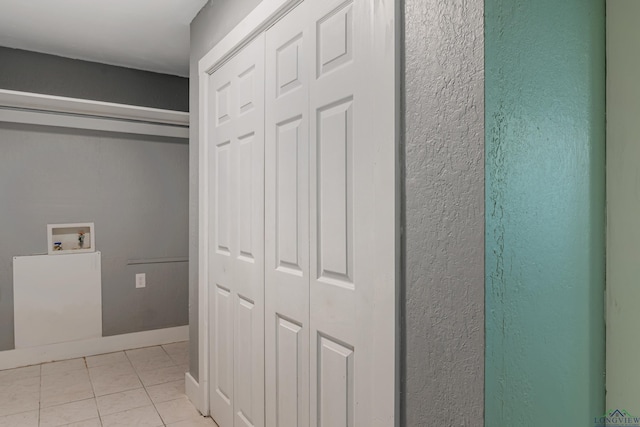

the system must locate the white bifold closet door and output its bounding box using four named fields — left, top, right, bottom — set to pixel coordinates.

left=208, top=34, right=266, bottom=427
left=208, top=0, right=396, bottom=426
